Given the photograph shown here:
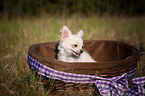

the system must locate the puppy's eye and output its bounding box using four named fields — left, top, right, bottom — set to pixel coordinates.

left=73, top=44, right=78, bottom=47
left=82, top=46, right=84, bottom=48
